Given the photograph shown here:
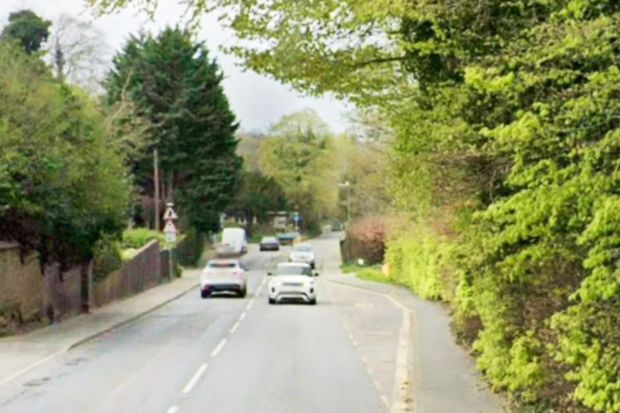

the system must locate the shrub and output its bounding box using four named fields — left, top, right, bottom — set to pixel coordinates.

left=343, top=217, right=386, bottom=265
left=175, top=227, right=205, bottom=267
left=122, top=228, right=164, bottom=249
left=385, top=224, right=456, bottom=301
left=92, top=236, right=123, bottom=282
